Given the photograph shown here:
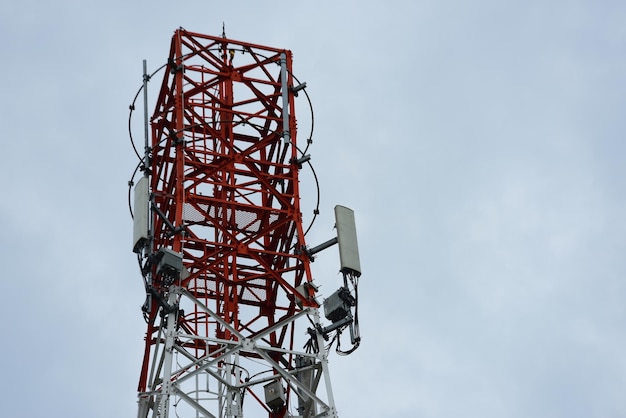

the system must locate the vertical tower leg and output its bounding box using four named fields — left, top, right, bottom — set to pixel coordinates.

left=157, top=290, right=179, bottom=417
